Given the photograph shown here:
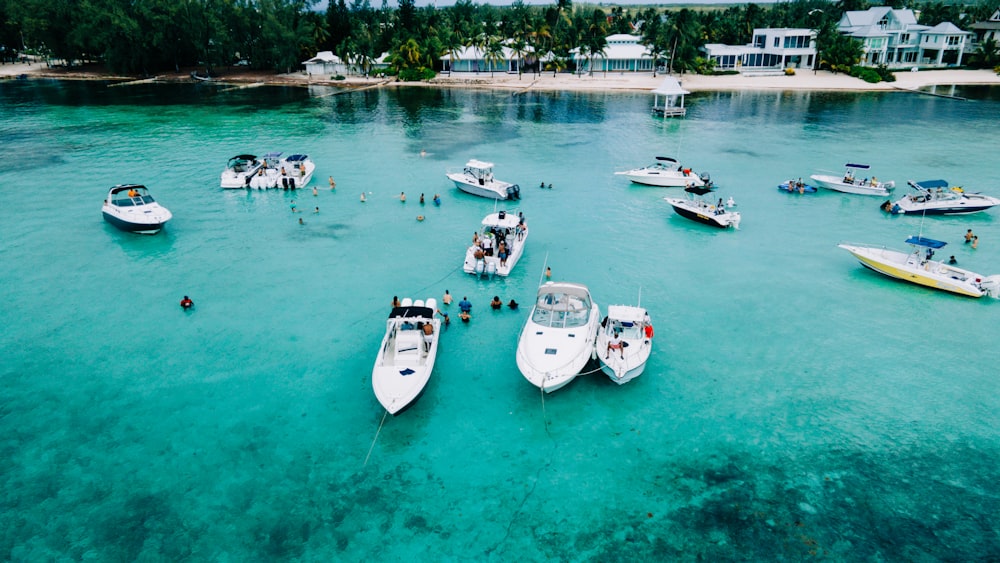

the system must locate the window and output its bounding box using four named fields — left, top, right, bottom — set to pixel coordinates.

left=754, top=35, right=765, bottom=48
left=947, top=36, right=961, bottom=46
left=774, top=37, right=780, bottom=47
left=900, top=33, right=910, bottom=43
left=878, top=17, right=888, bottom=29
